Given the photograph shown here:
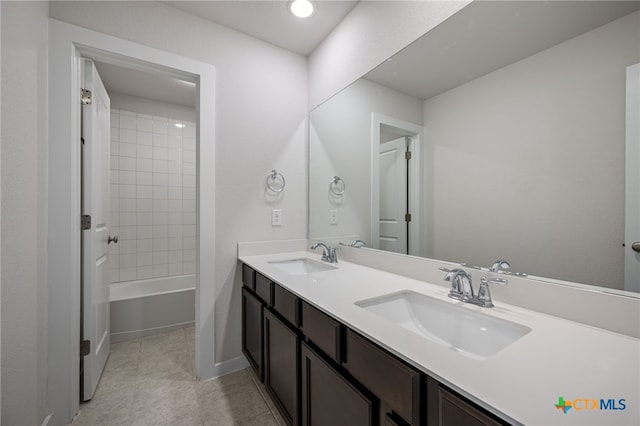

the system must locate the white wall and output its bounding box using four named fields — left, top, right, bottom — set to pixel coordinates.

left=49, top=1, right=308, bottom=368
left=309, top=78, right=423, bottom=244
left=0, top=1, right=49, bottom=425
left=308, top=0, right=470, bottom=108
left=423, top=11, right=640, bottom=289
